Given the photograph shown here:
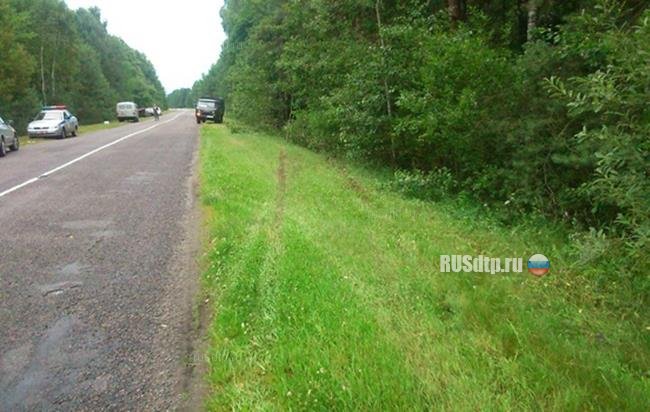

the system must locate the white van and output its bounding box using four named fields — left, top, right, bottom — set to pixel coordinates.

left=116, top=102, right=139, bottom=122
